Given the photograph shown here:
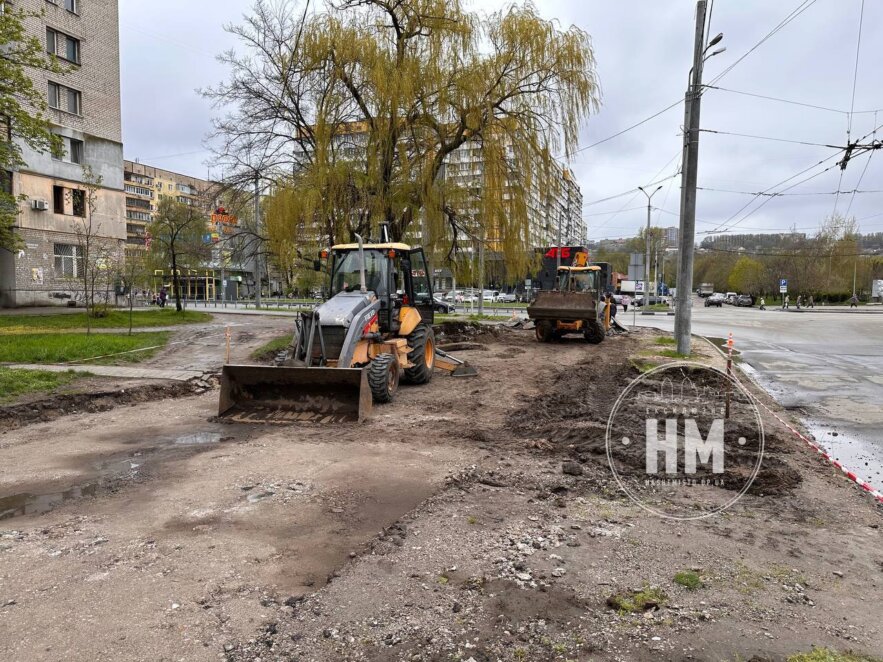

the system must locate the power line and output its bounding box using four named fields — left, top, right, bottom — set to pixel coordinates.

left=844, top=115, right=876, bottom=218
left=587, top=151, right=681, bottom=236
left=582, top=169, right=680, bottom=208
left=703, top=246, right=881, bottom=258
left=697, top=186, right=883, bottom=196
left=699, top=129, right=842, bottom=149
left=582, top=206, right=646, bottom=218
left=704, top=85, right=855, bottom=115
left=712, top=122, right=883, bottom=234
left=847, top=0, right=866, bottom=137
left=708, top=0, right=819, bottom=86
left=567, top=99, right=683, bottom=157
